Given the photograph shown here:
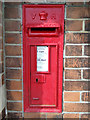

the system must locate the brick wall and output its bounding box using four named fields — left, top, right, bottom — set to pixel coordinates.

left=4, top=1, right=90, bottom=119
left=4, top=2, right=23, bottom=118
left=64, top=2, right=90, bottom=119
left=0, top=1, right=6, bottom=120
